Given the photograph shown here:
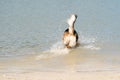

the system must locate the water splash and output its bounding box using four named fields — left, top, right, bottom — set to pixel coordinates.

left=36, top=41, right=70, bottom=60
left=49, top=41, right=70, bottom=54
left=79, top=35, right=101, bottom=50
left=36, top=35, right=100, bottom=60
